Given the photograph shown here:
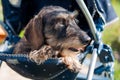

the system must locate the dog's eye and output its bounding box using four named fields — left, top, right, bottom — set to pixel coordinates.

left=59, top=24, right=65, bottom=28
left=59, top=24, right=67, bottom=31
left=55, top=24, right=67, bottom=38
left=55, top=23, right=66, bottom=30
